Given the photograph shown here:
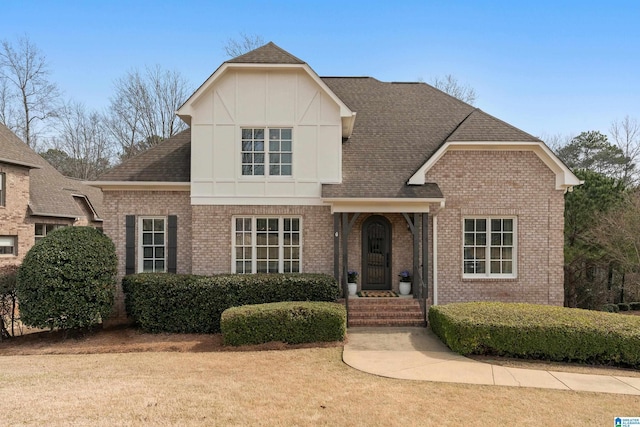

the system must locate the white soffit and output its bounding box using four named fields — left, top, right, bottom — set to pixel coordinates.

left=323, top=197, right=445, bottom=213
left=407, top=141, right=582, bottom=191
